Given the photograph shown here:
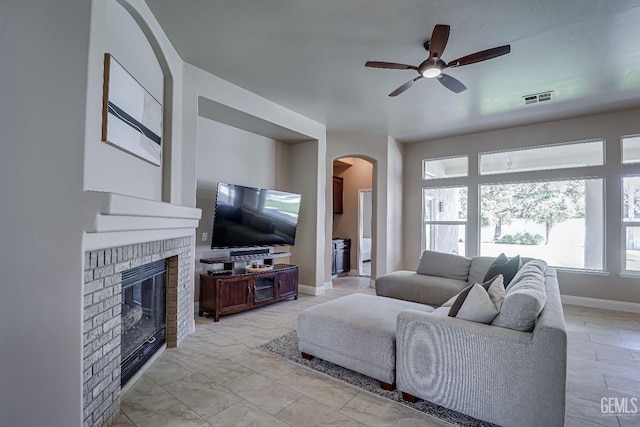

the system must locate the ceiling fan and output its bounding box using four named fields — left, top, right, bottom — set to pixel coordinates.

left=365, top=24, right=510, bottom=96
